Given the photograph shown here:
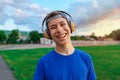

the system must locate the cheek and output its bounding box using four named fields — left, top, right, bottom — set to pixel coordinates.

left=65, top=27, right=71, bottom=33
left=50, top=30, right=56, bottom=36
